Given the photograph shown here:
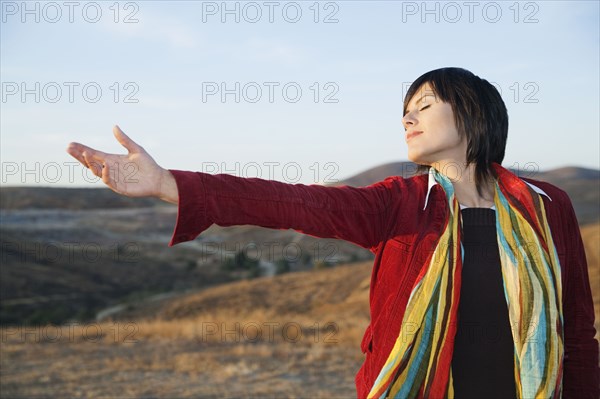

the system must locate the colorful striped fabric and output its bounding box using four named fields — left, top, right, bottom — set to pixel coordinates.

left=367, top=163, right=564, bottom=399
